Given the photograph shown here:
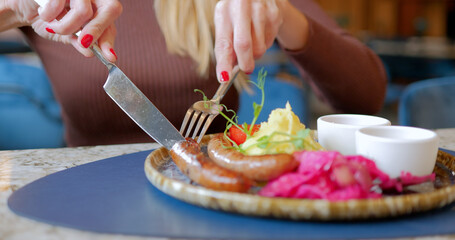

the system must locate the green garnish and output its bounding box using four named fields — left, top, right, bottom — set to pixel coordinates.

left=194, top=68, right=318, bottom=154
left=247, top=69, right=266, bottom=134
left=241, top=129, right=310, bottom=153
left=217, top=68, right=267, bottom=151
left=194, top=89, right=211, bottom=109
